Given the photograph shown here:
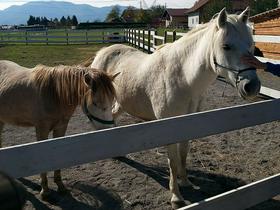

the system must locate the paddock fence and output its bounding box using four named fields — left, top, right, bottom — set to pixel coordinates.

left=0, top=29, right=280, bottom=210
left=0, top=29, right=124, bottom=45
